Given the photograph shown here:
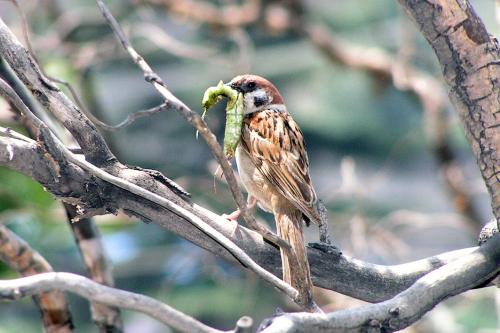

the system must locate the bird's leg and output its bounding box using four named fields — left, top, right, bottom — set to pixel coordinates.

left=317, top=200, right=331, bottom=244
left=310, top=200, right=342, bottom=255
left=222, top=195, right=257, bottom=221
left=319, top=220, right=331, bottom=244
